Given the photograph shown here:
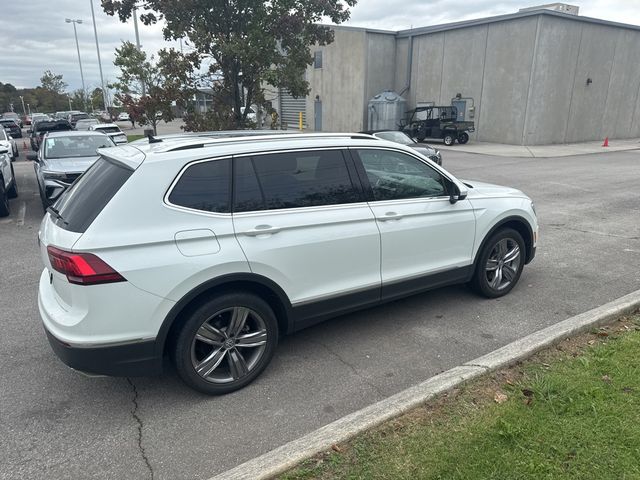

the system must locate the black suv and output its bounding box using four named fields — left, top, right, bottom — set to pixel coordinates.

left=0, top=119, right=22, bottom=139
left=29, top=120, right=73, bottom=151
